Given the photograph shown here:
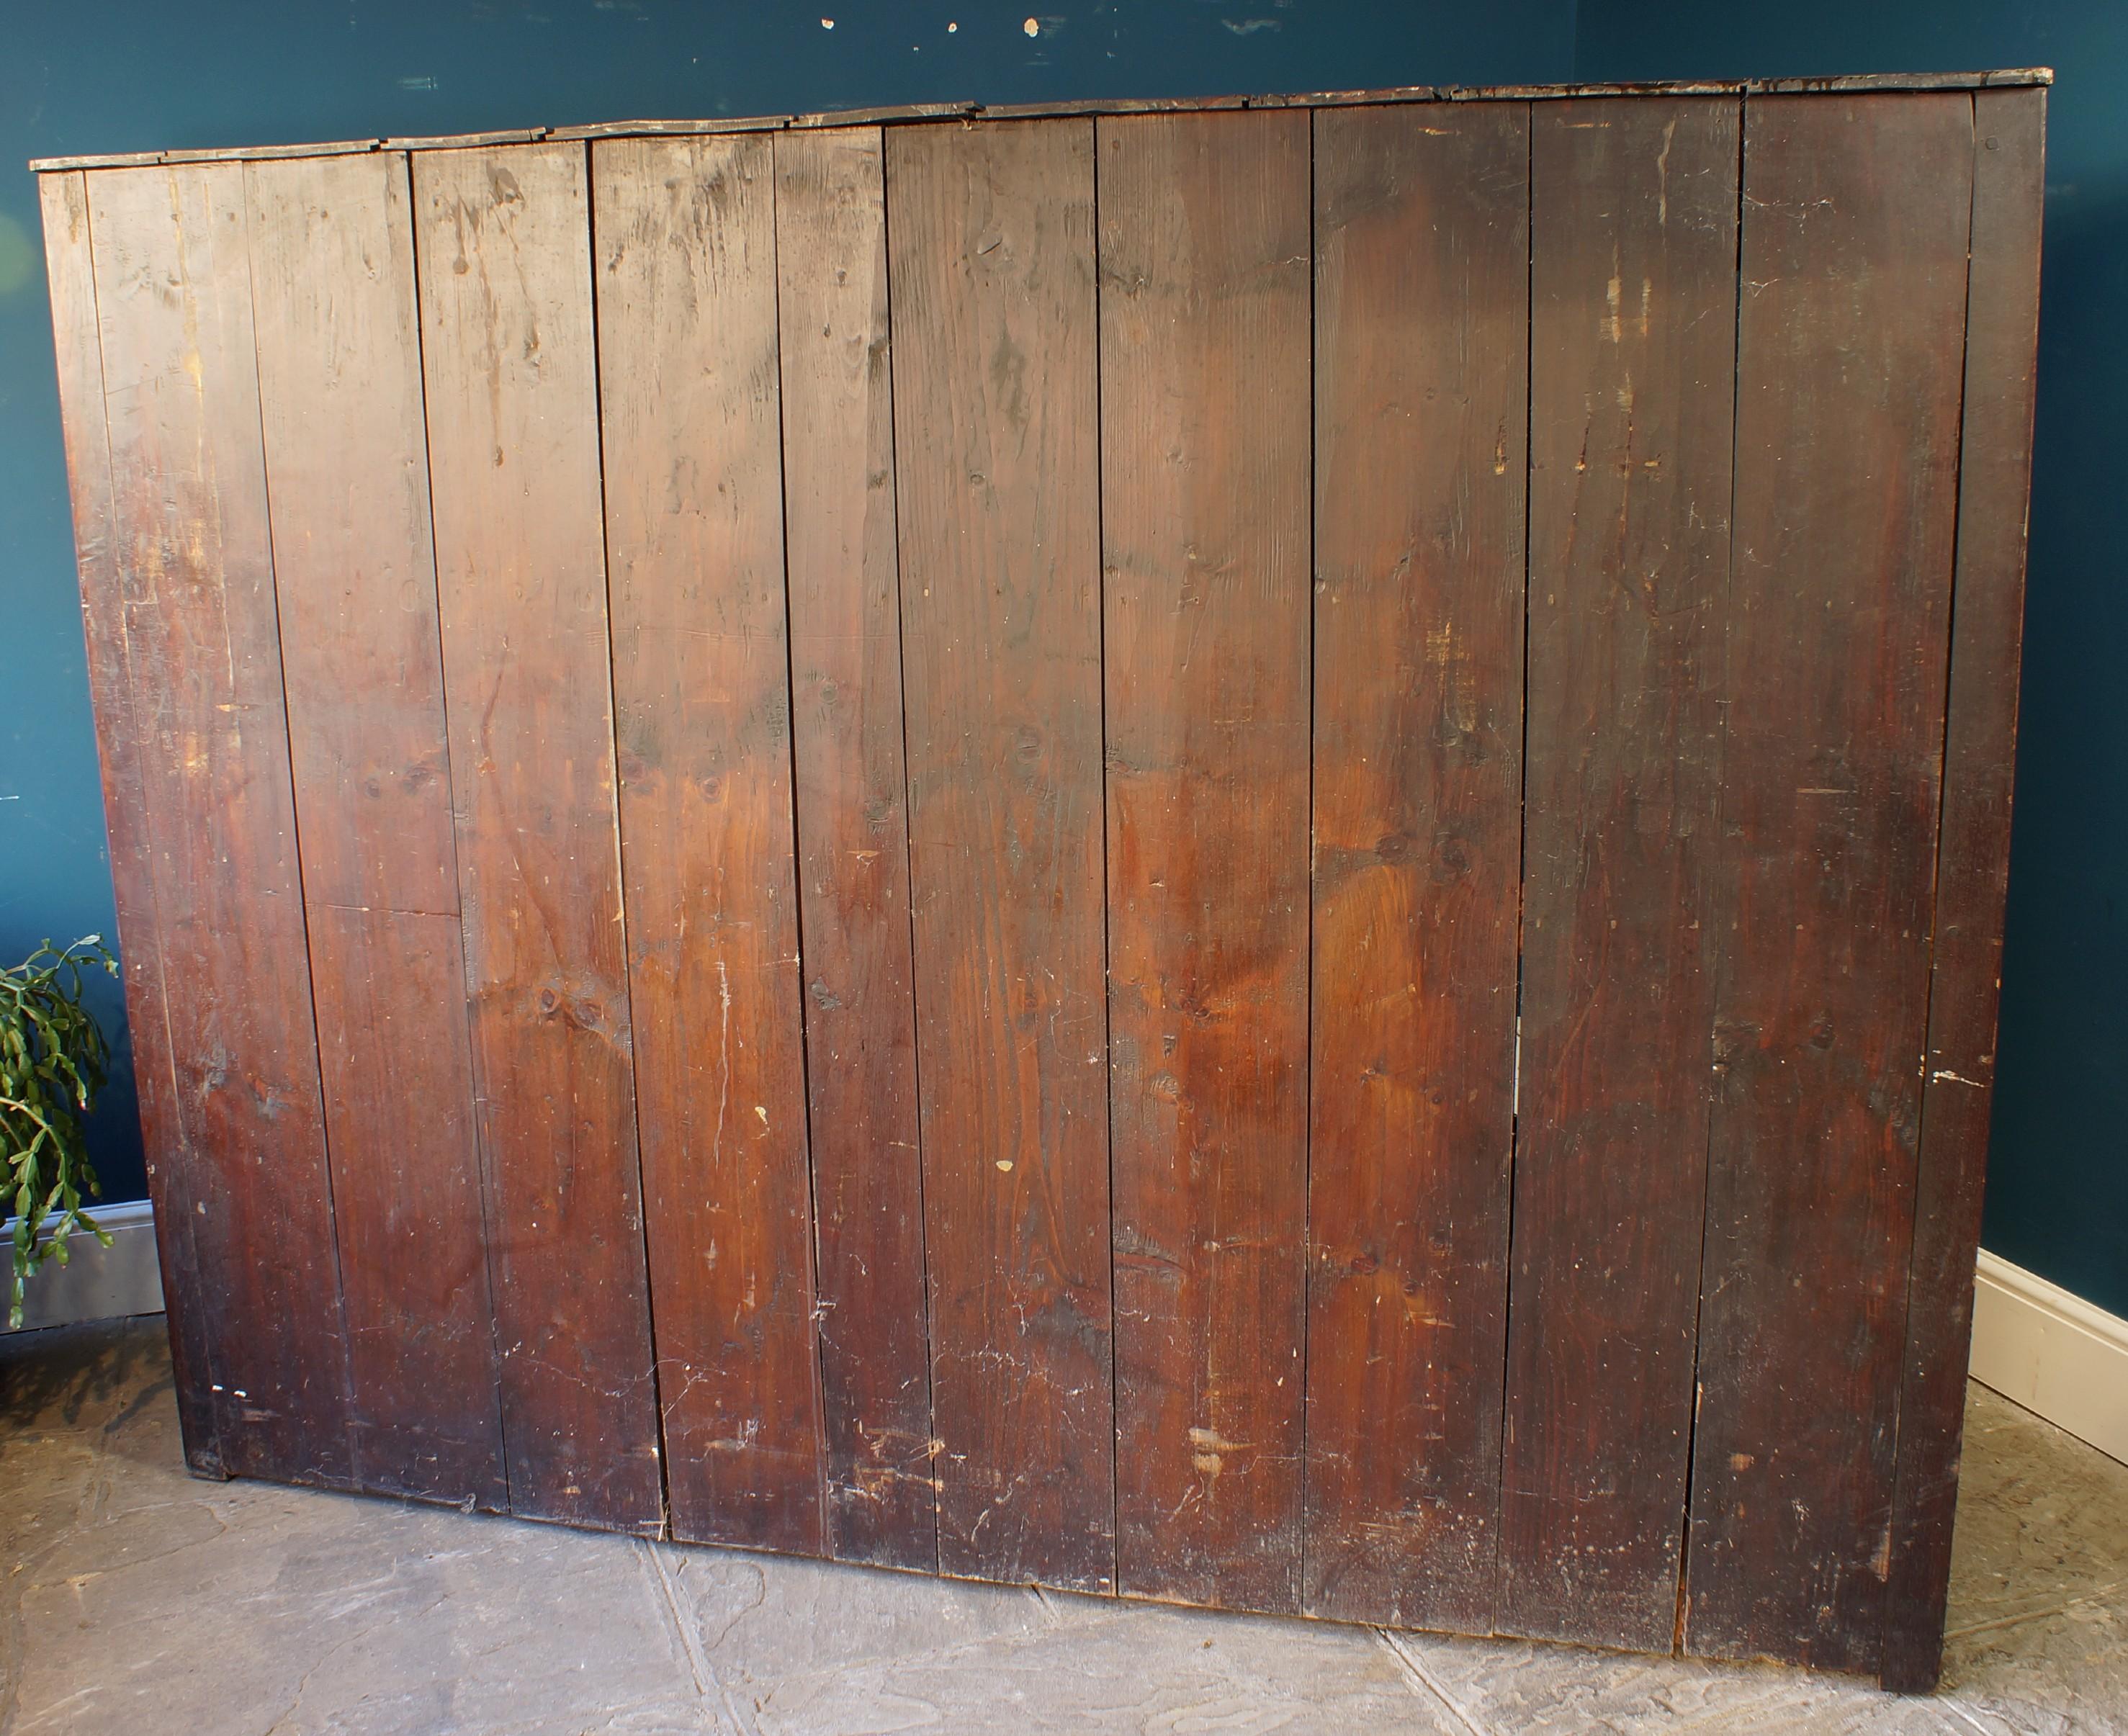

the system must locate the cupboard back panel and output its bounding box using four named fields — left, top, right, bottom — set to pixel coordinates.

left=40, top=81, right=2044, bottom=1689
